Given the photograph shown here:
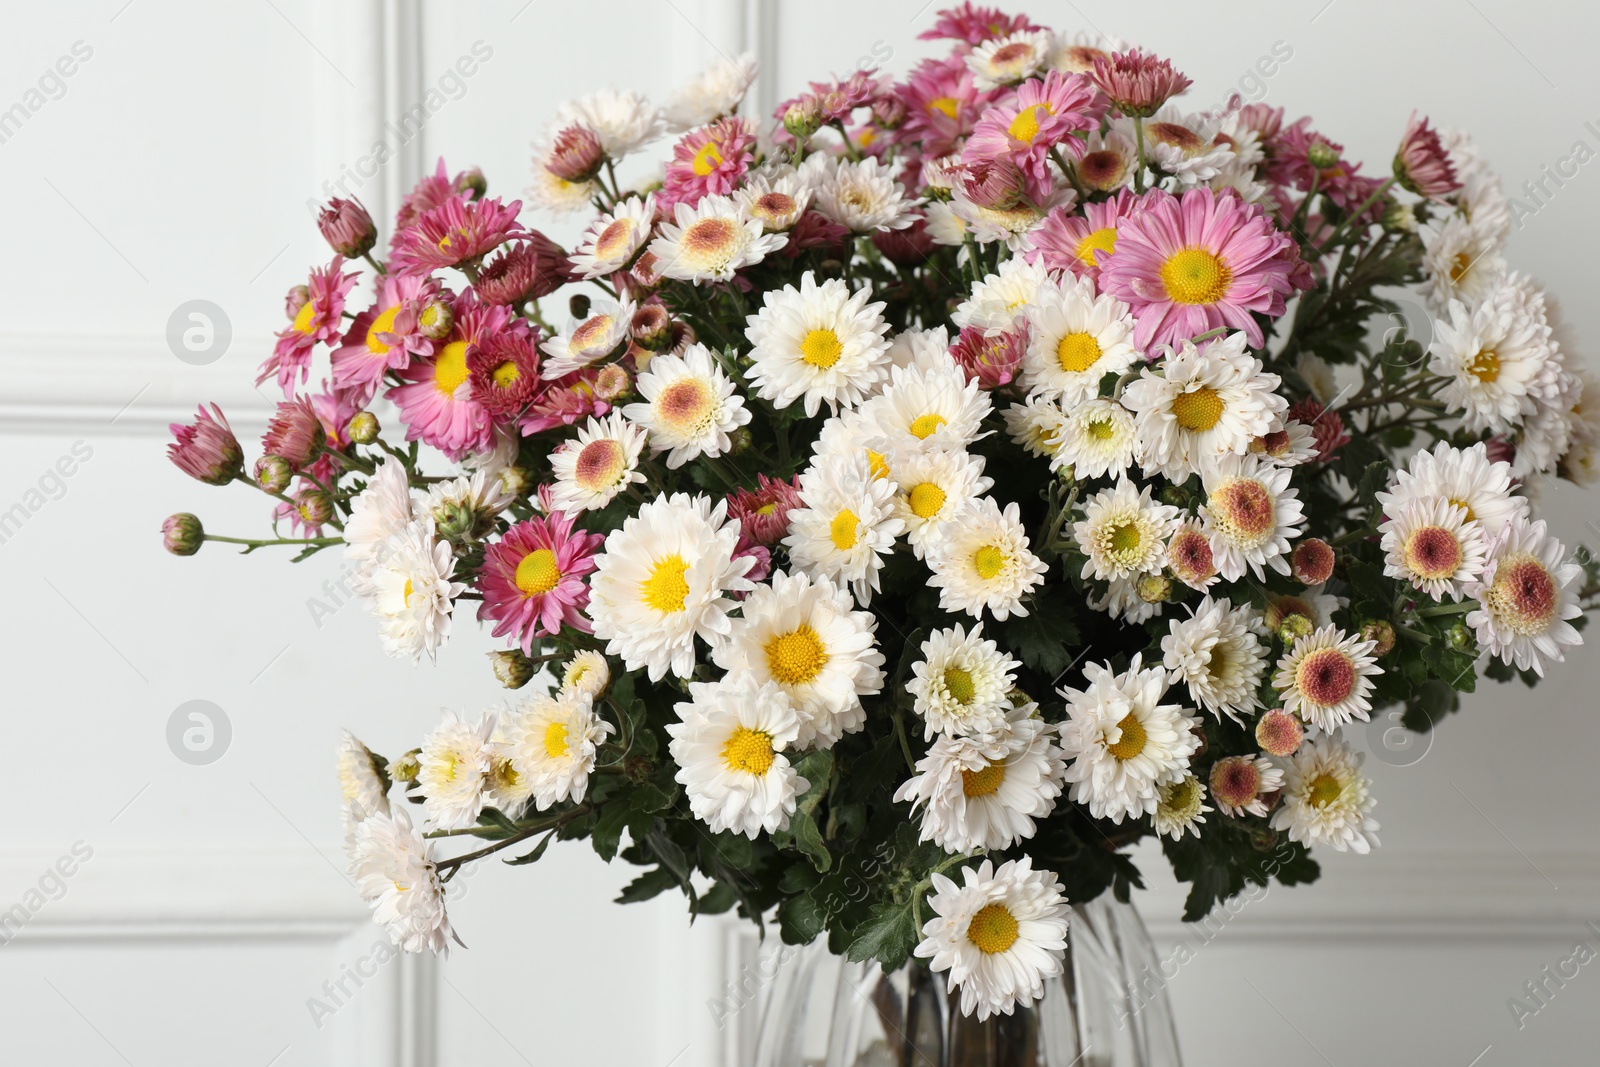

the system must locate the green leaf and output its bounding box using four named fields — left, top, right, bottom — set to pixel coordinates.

left=777, top=892, right=827, bottom=944
left=999, top=591, right=1081, bottom=678
left=616, top=866, right=679, bottom=904
left=845, top=900, right=919, bottom=970
left=503, top=831, right=554, bottom=866
left=590, top=803, right=632, bottom=862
